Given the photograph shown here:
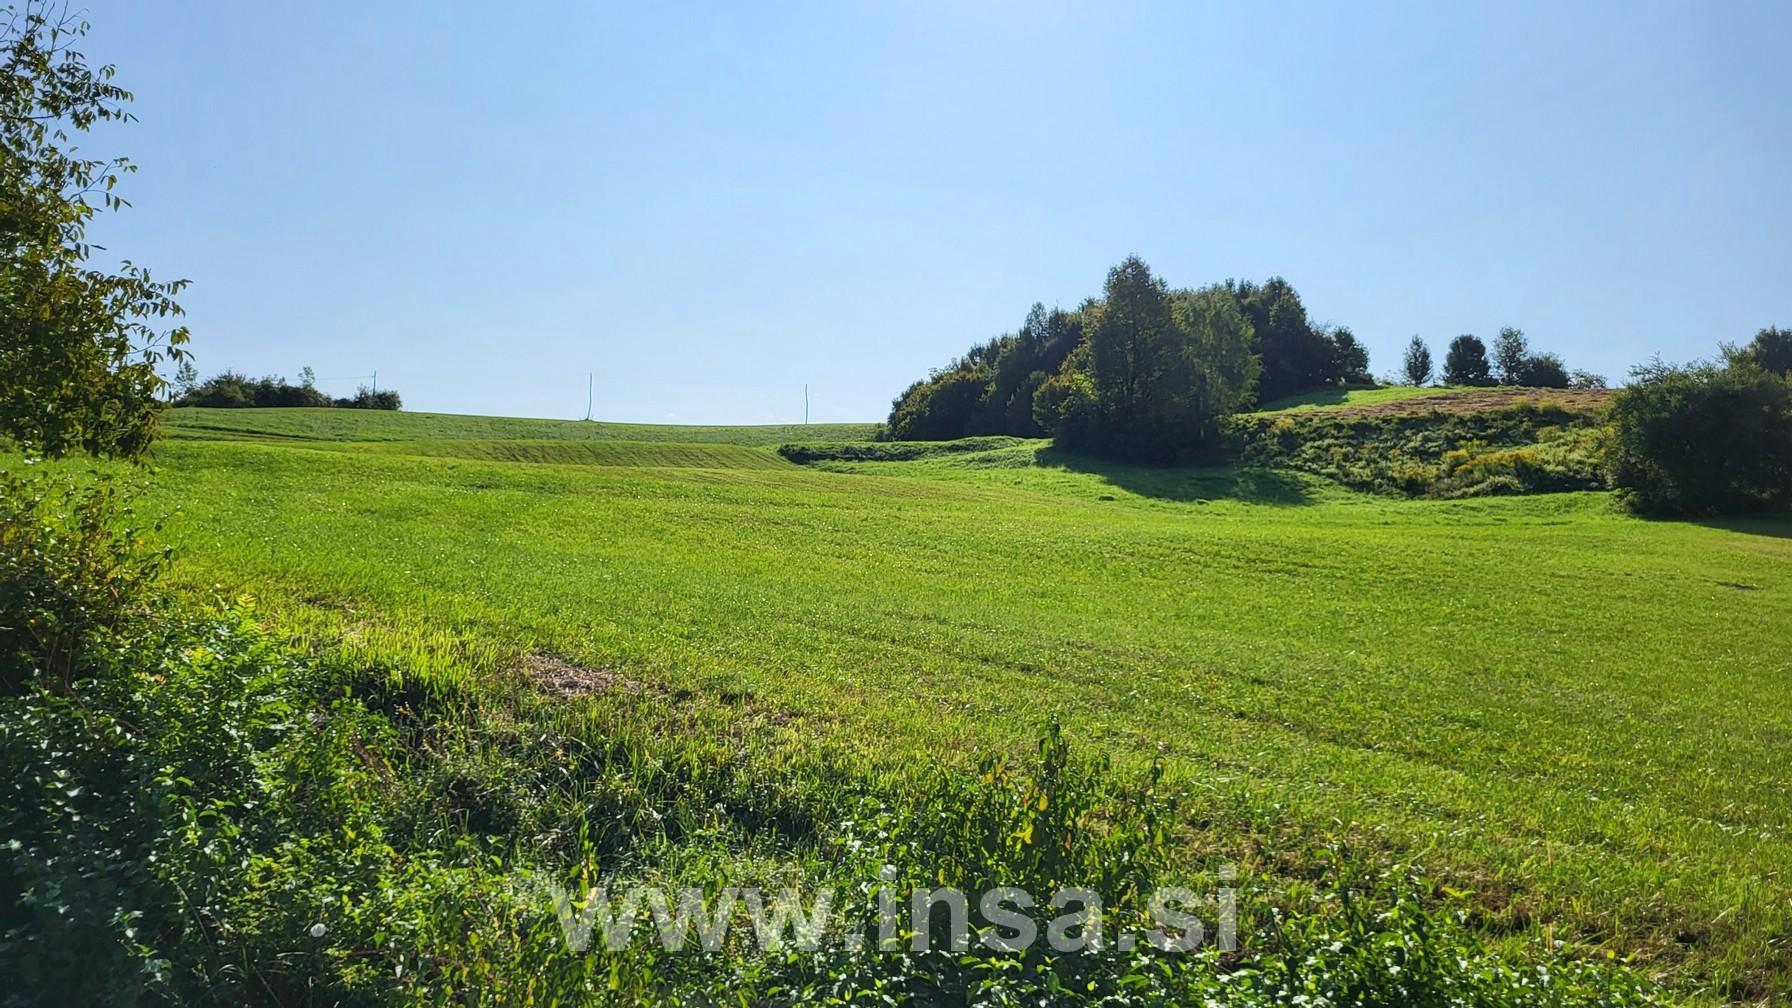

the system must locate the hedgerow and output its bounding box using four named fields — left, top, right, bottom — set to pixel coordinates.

left=1224, top=400, right=1610, bottom=498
